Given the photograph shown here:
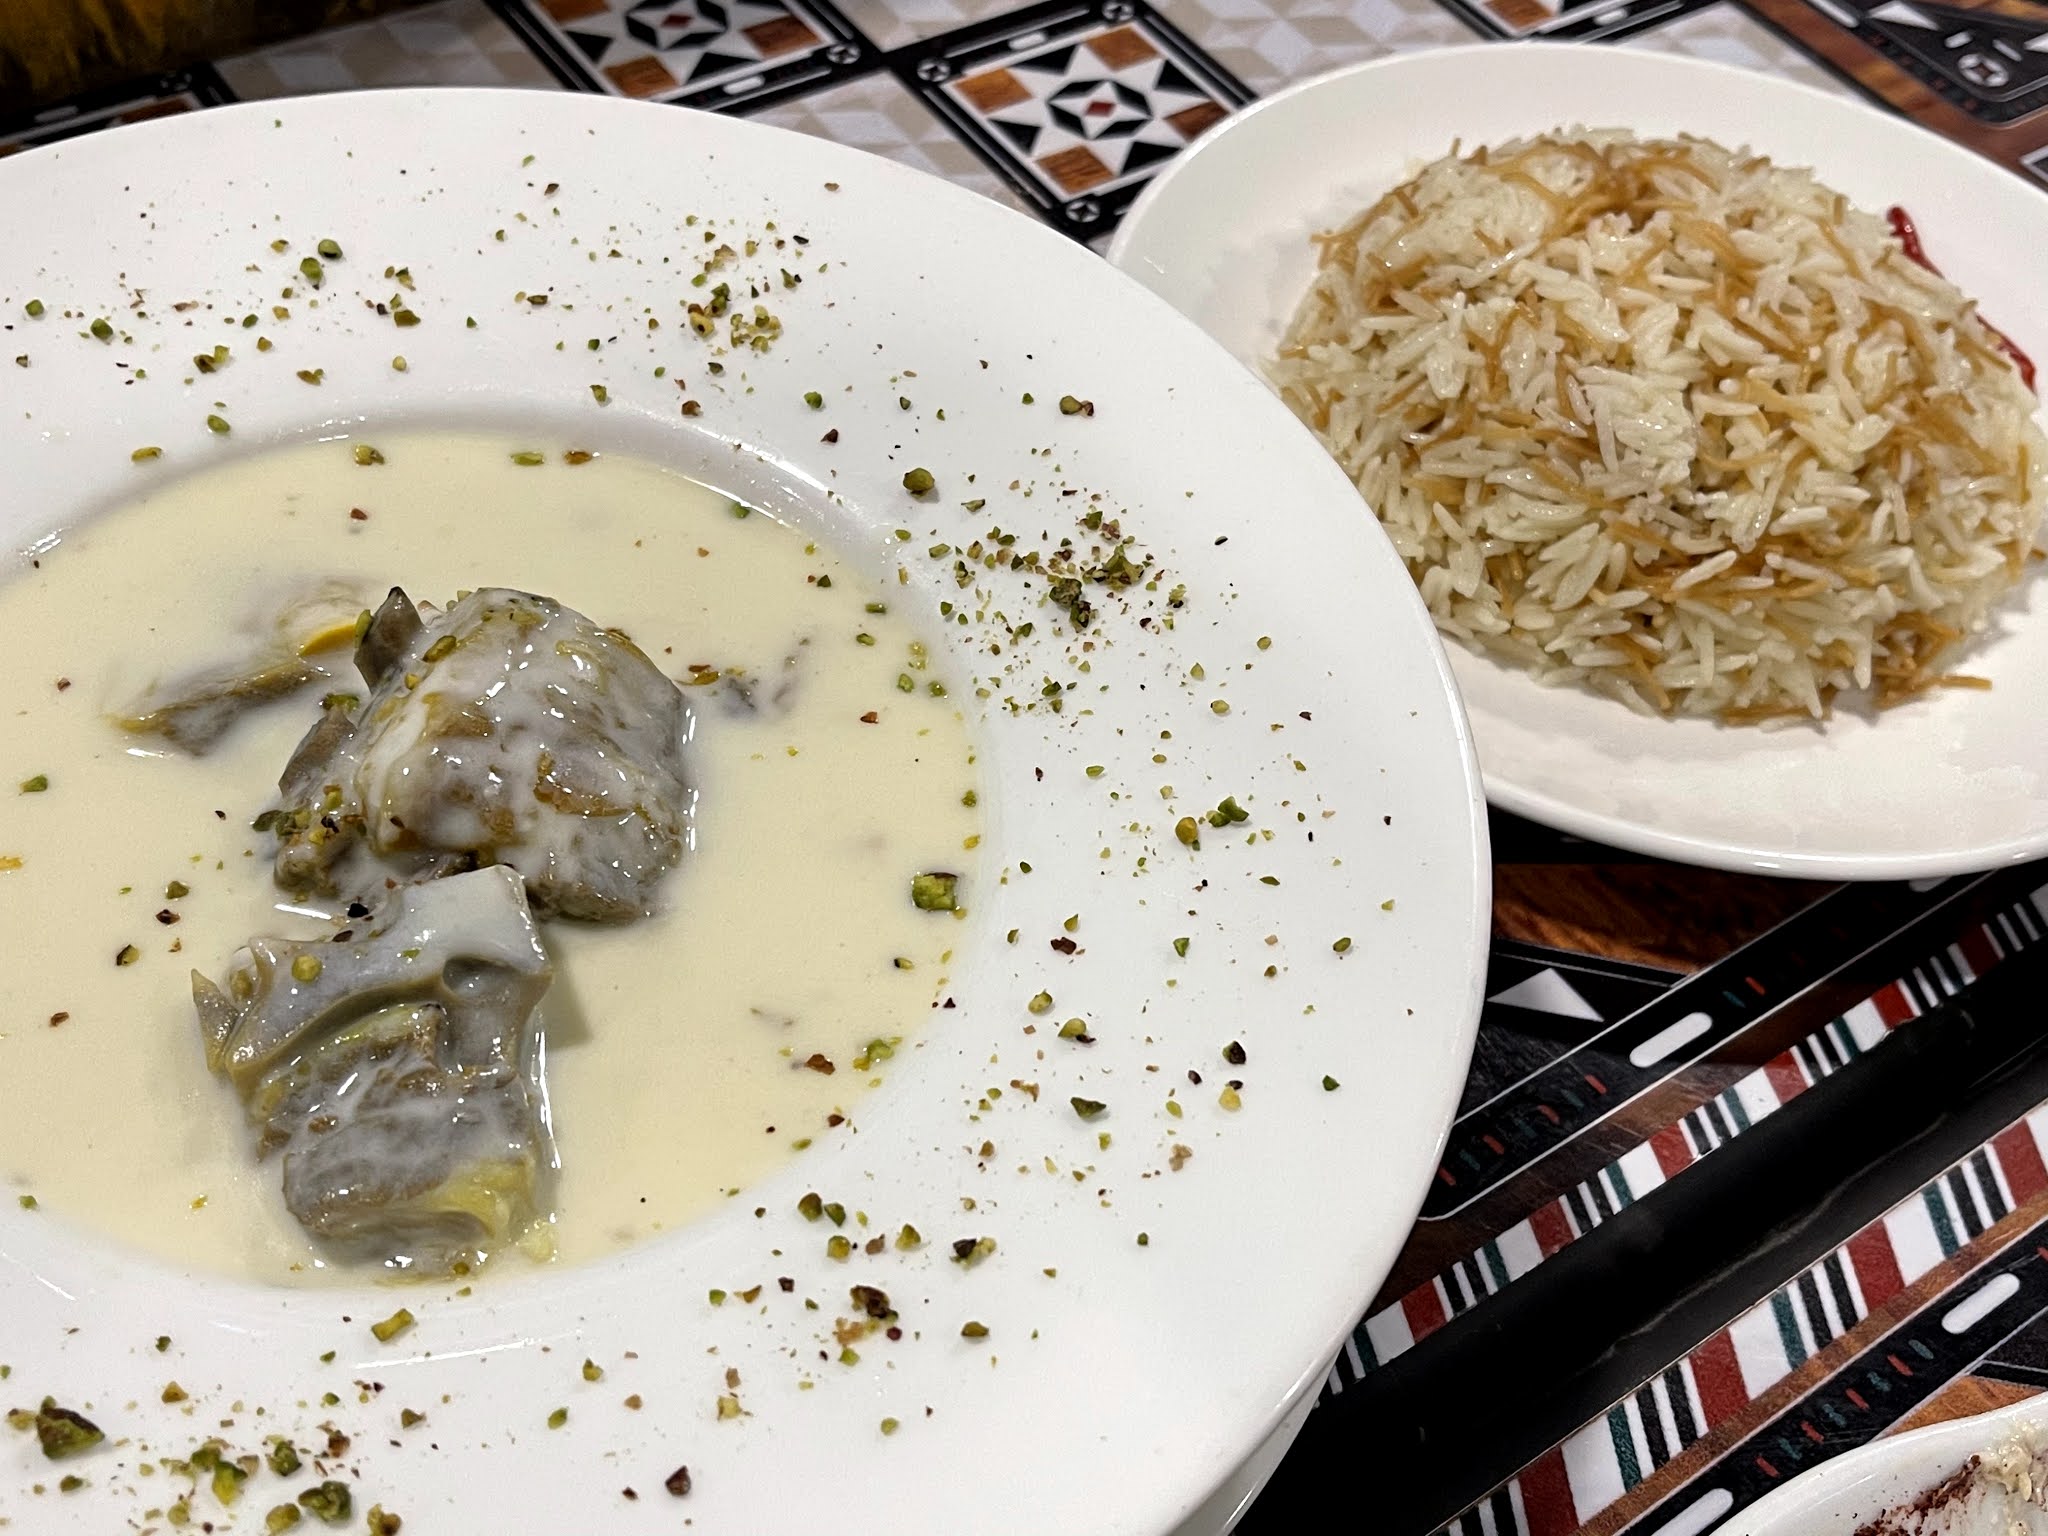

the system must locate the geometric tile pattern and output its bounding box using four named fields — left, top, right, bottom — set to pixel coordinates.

left=217, top=0, right=558, bottom=97
left=1618, top=0, right=1853, bottom=92
left=490, top=0, right=880, bottom=108
left=0, top=66, right=234, bottom=160
left=748, top=68, right=1035, bottom=212
left=892, top=0, right=1251, bottom=236
left=1150, top=0, right=1475, bottom=94
left=1432, top=0, right=1721, bottom=42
